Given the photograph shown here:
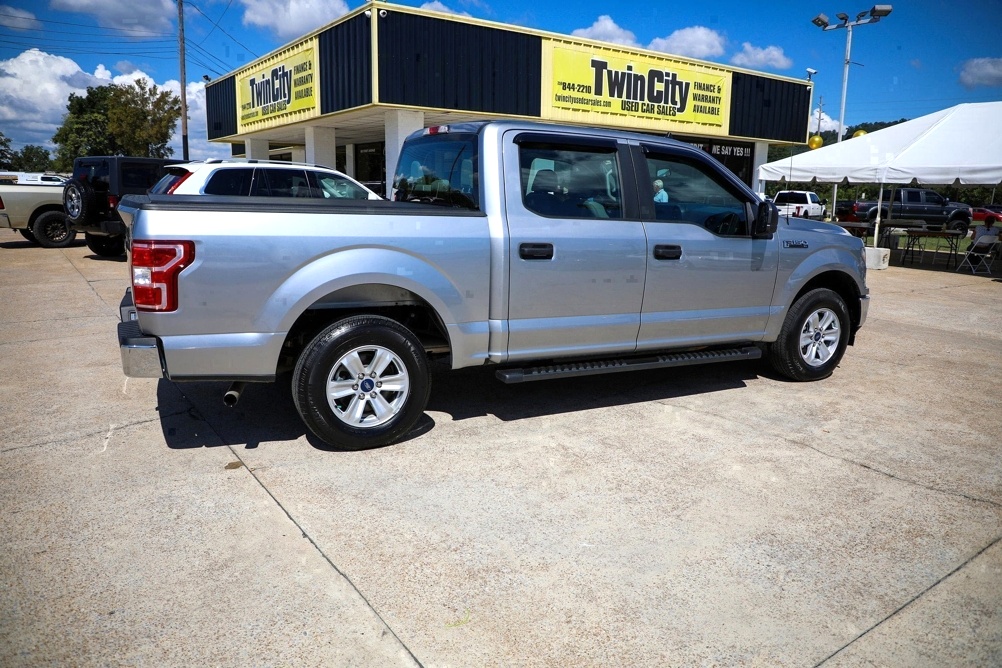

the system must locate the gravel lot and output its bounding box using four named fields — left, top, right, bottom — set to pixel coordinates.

left=1, top=228, right=1000, bottom=667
